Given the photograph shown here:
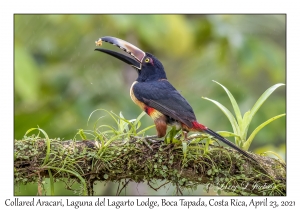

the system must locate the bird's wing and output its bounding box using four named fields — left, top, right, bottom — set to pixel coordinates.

left=133, top=80, right=197, bottom=128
